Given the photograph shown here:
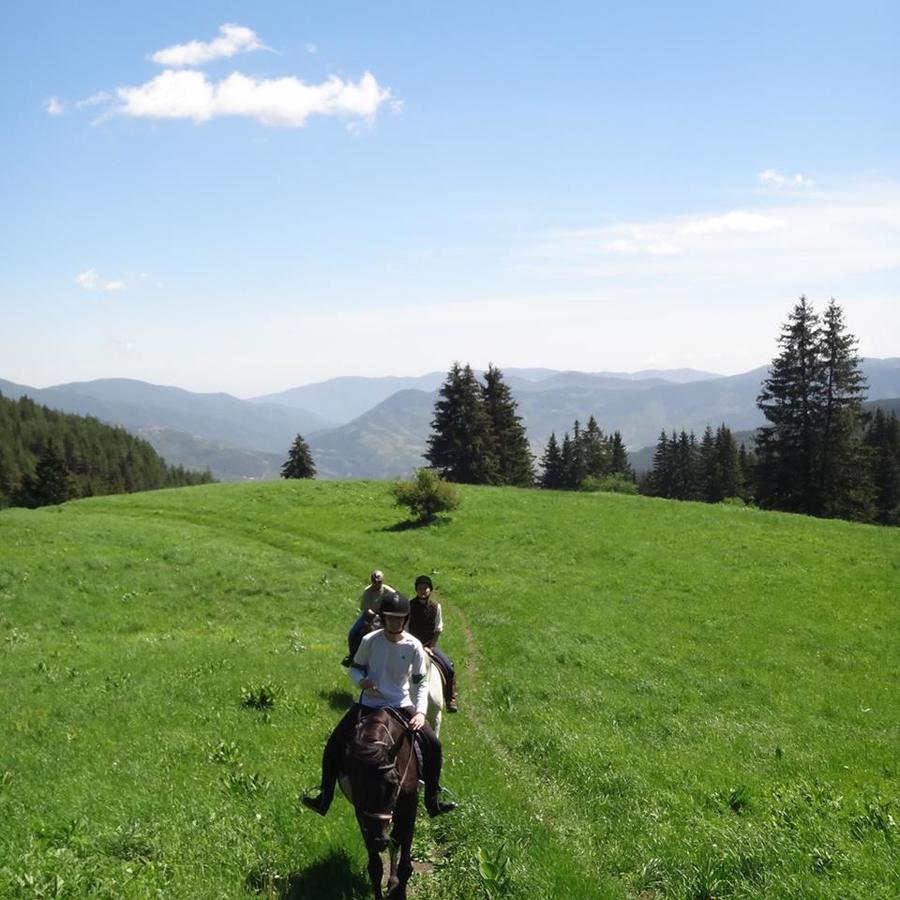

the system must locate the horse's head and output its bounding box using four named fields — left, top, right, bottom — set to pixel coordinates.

left=347, top=711, right=406, bottom=852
